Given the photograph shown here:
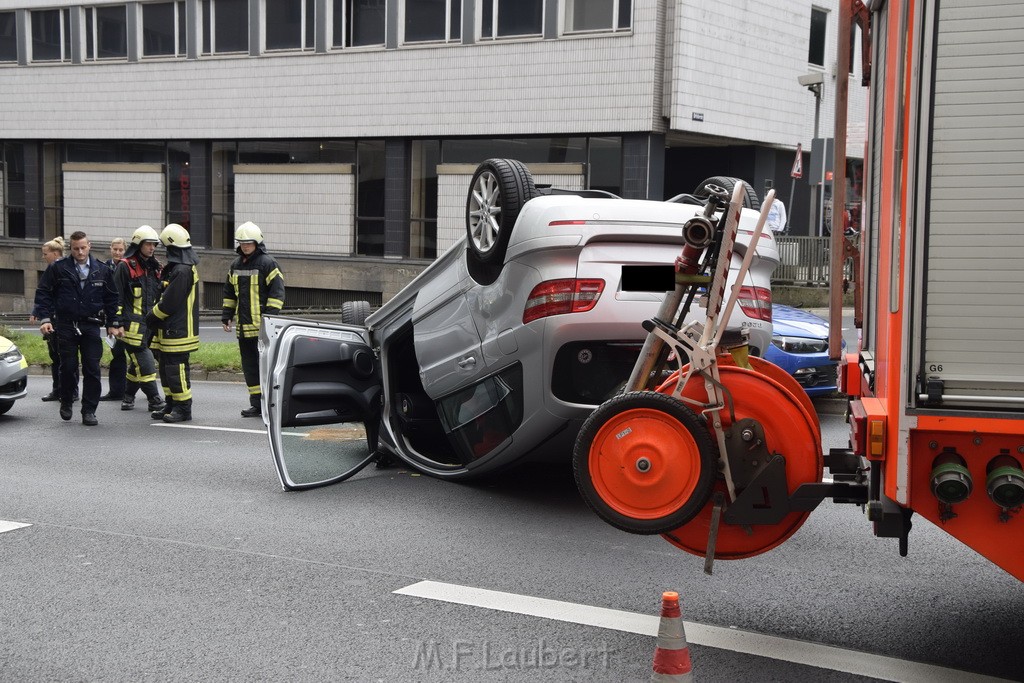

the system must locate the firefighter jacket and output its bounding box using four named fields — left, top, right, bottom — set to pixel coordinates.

left=114, top=254, right=162, bottom=347
left=222, top=246, right=285, bottom=339
left=149, top=259, right=200, bottom=354
left=33, top=255, right=120, bottom=327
